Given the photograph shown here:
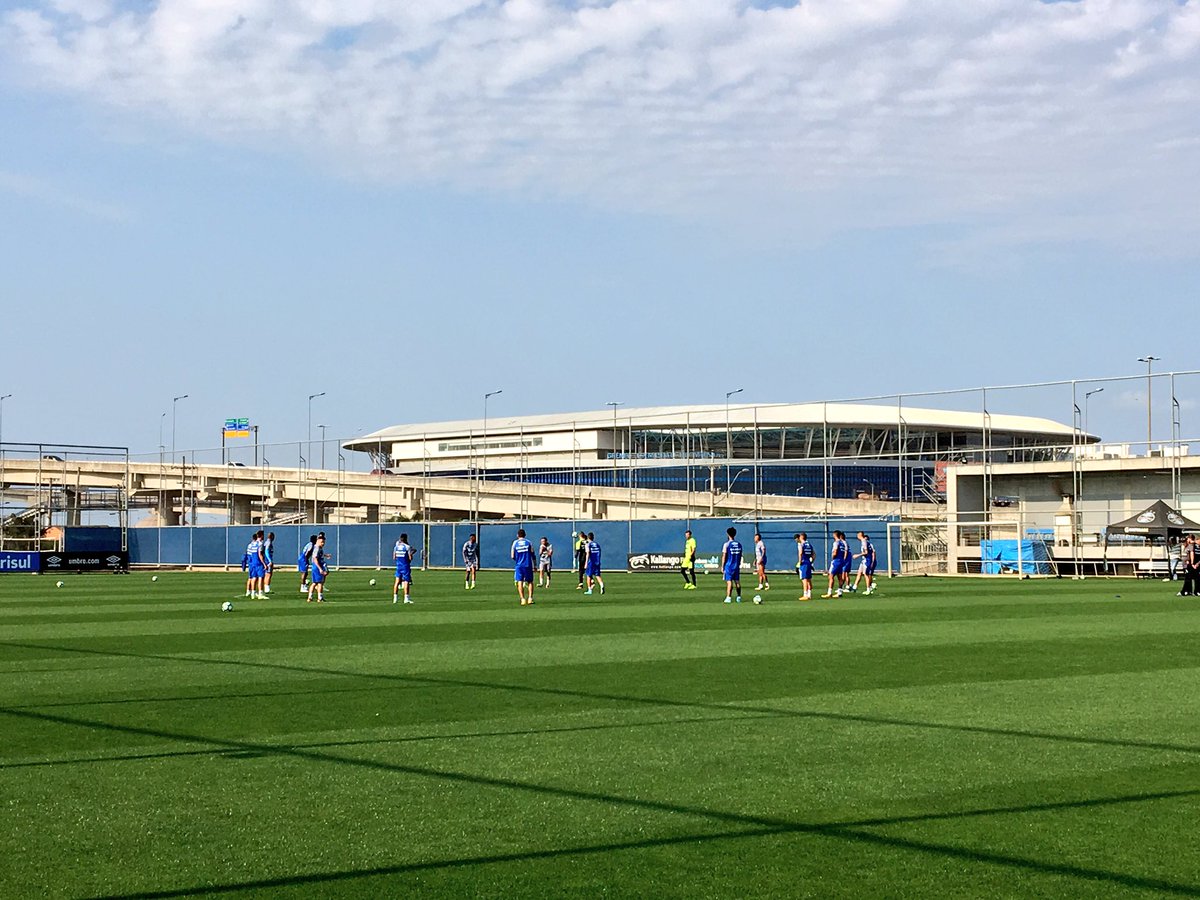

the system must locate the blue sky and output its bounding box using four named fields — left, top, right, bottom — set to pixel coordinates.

left=1, top=0, right=1198, bottom=462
